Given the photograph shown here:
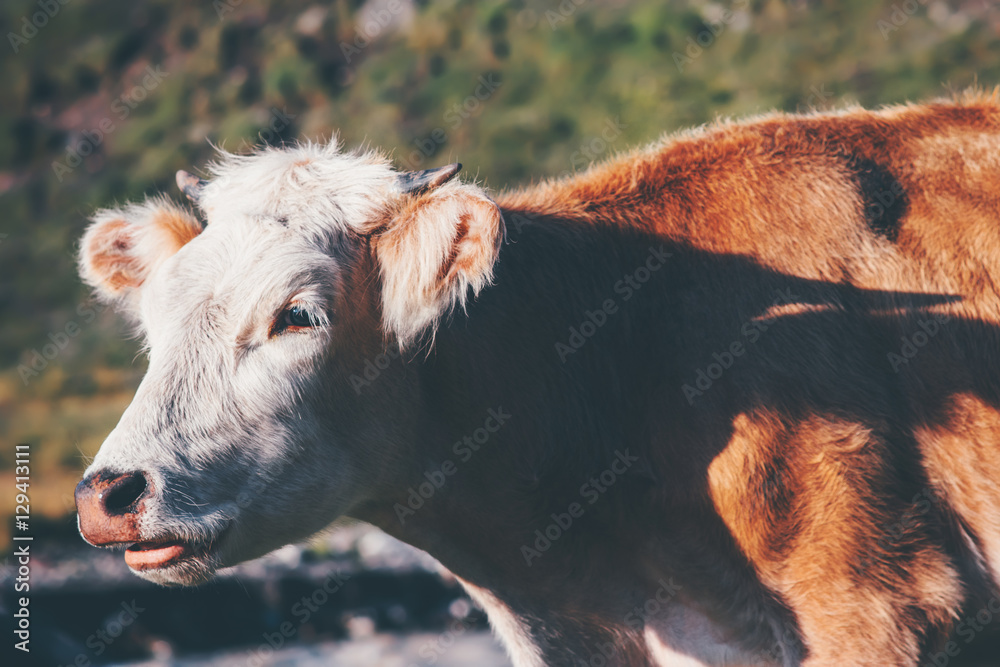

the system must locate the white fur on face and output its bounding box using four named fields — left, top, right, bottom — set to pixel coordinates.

left=78, top=140, right=504, bottom=584
left=88, top=209, right=361, bottom=584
